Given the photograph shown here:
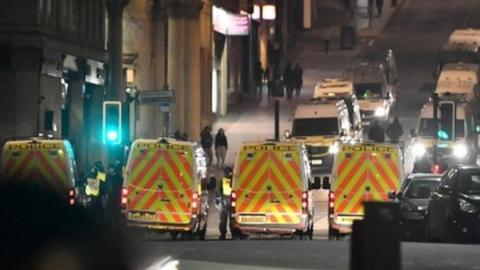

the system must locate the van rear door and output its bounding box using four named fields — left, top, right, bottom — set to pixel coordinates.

left=334, top=145, right=401, bottom=219
left=235, top=144, right=303, bottom=226
left=2, top=141, right=72, bottom=192
left=125, top=143, right=194, bottom=225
